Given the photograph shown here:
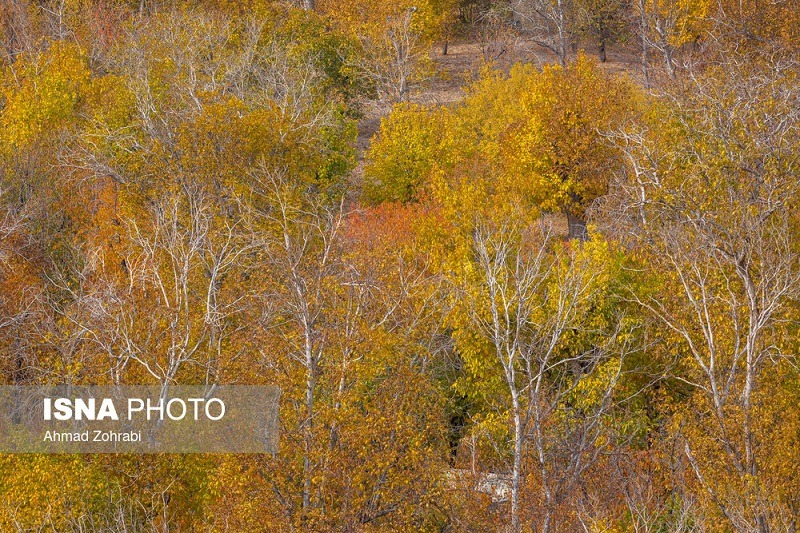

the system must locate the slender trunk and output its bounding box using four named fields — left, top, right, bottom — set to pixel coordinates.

left=557, top=0, right=568, bottom=66
left=317, top=356, right=349, bottom=514
left=639, top=0, right=650, bottom=88
left=664, top=45, right=675, bottom=78
left=4, top=11, right=17, bottom=60
left=303, top=0, right=315, bottom=10
left=599, top=40, right=606, bottom=62
left=742, top=271, right=758, bottom=480
left=742, top=274, right=767, bottom=533
left=511, top=389, right=522, bottom=532
left=303, top=329, right=315, bottom=511
left=744, top=346, right=755, bottom=476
